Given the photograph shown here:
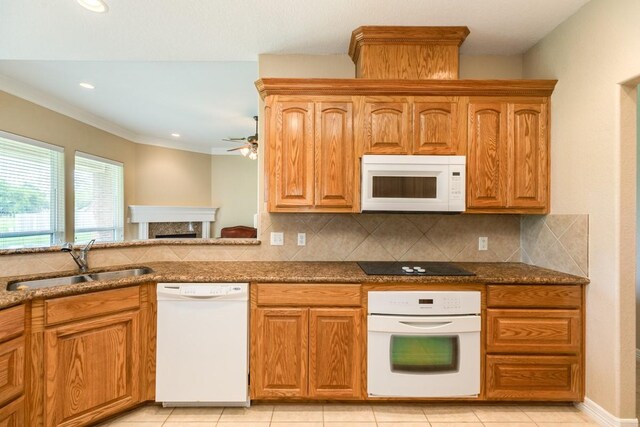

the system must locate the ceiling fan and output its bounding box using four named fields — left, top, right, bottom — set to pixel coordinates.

left=225, top=116, right=258, bottom=160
